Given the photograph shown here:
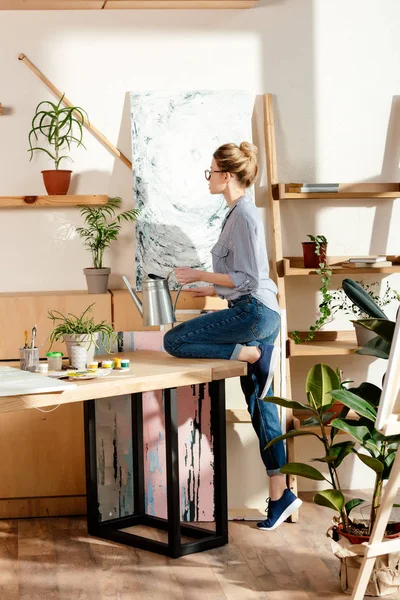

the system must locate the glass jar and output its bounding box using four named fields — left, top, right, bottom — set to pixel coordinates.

left=46, top=351, right=63, bottom=371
